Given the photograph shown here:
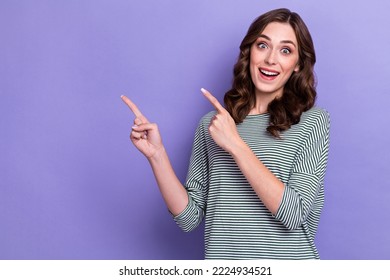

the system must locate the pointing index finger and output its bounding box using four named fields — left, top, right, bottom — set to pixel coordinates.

left=121, top=95, right=143, bottom=118
left=201, top=88, right=225, bottom=113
